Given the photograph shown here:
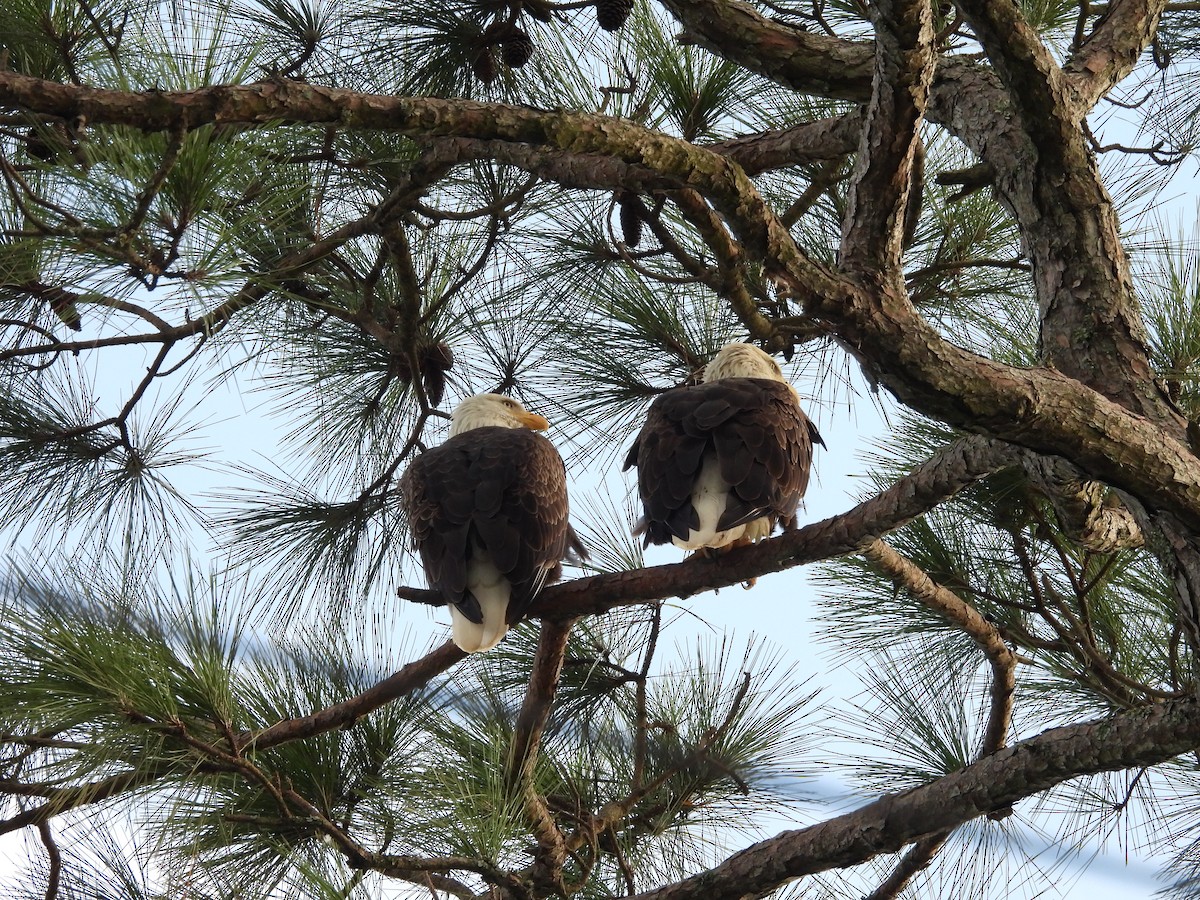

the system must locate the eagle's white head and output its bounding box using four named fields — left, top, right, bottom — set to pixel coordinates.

left=703, top=342, right=785, bottom=383
left=449, top=393, right=550, bottom=436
